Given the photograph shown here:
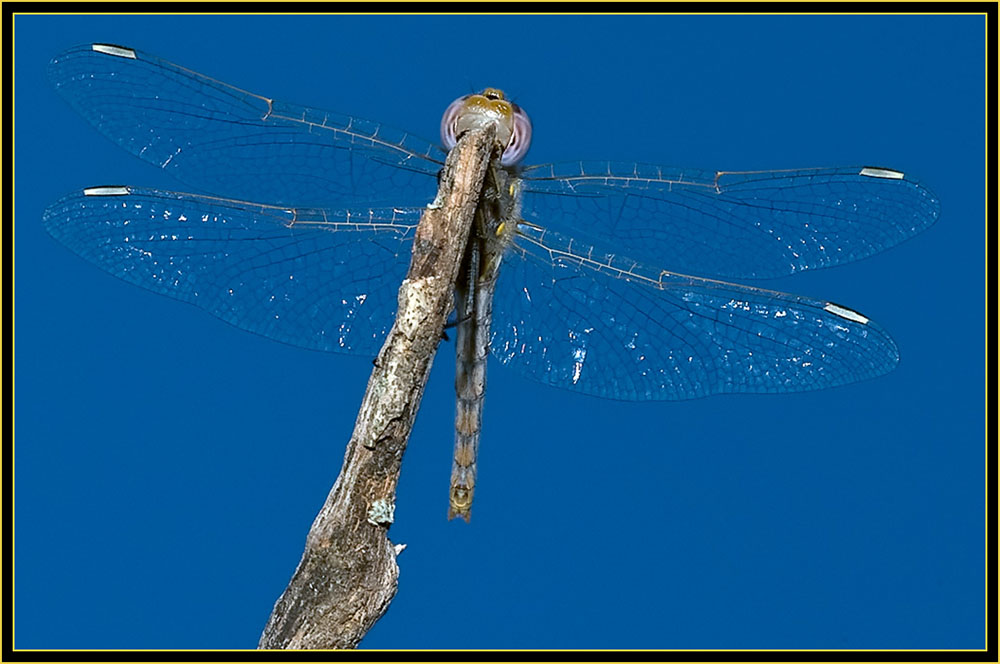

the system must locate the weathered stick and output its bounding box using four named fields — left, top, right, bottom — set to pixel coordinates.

left=257, top=125, right=498, bottom=650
